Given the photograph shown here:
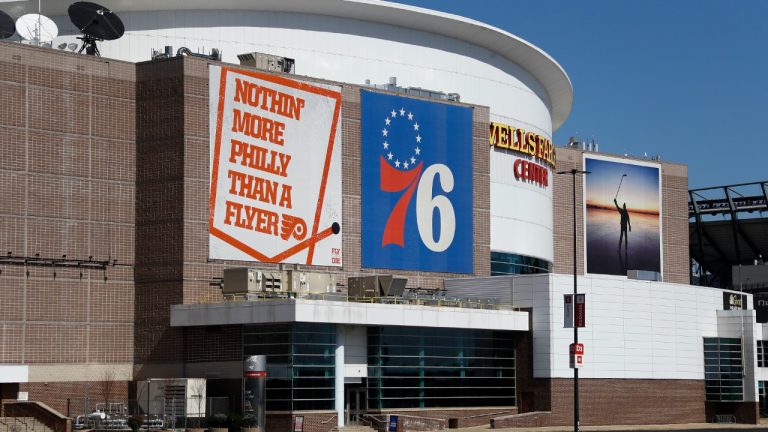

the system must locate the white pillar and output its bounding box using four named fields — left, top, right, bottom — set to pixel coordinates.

left=335, top=324, right=346, bottom=428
